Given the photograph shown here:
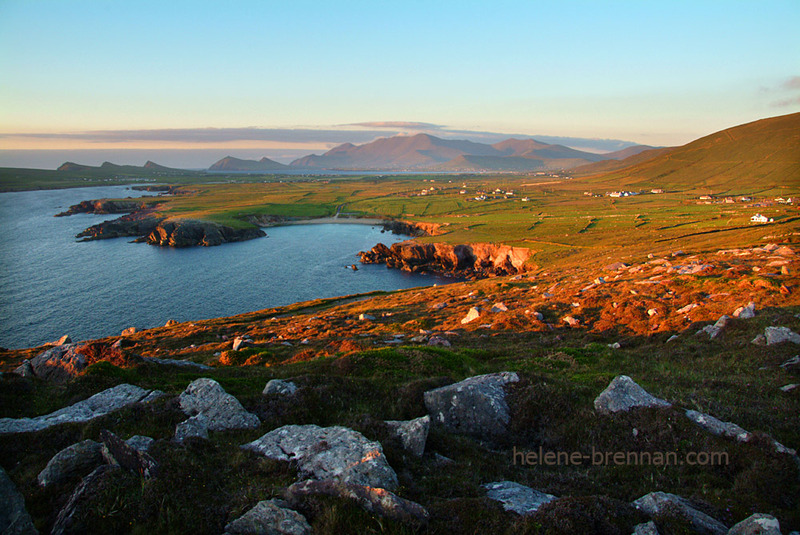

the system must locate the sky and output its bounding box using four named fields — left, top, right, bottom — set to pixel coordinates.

left=0, top=0, right=798, bottom=168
